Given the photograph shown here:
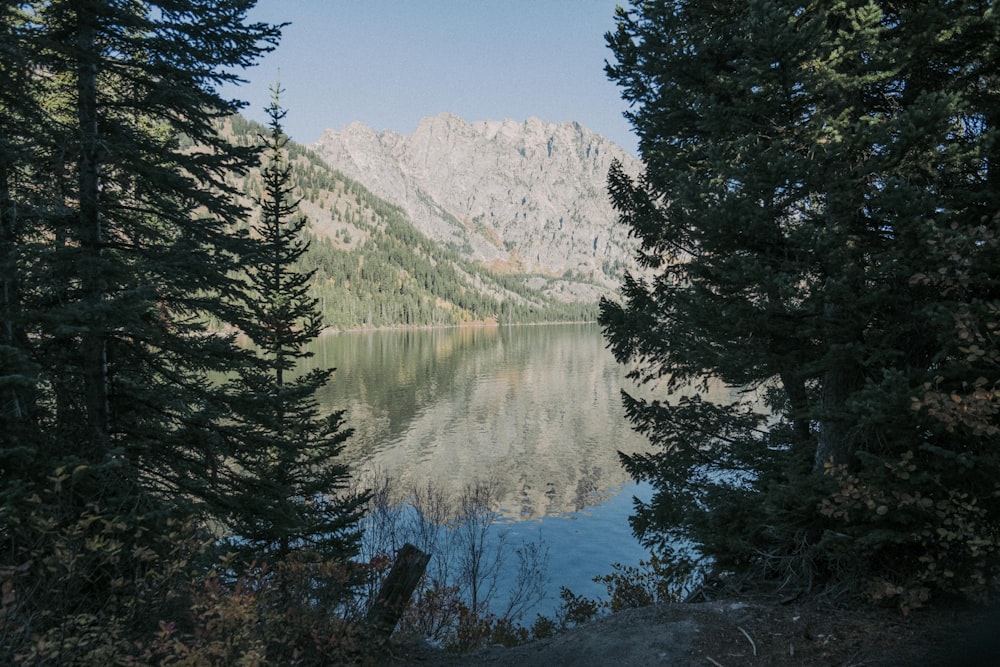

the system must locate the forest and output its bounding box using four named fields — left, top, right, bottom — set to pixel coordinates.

left=2, top=0, right=1000, bottom=665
